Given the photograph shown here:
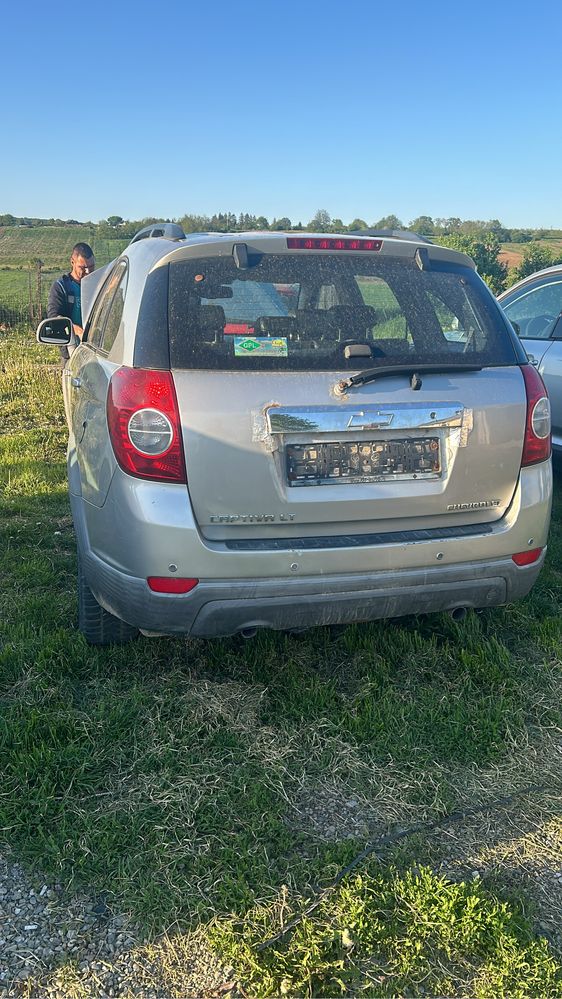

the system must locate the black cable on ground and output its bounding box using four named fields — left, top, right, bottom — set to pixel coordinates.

left=256, top=779, right=556, bottom=952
